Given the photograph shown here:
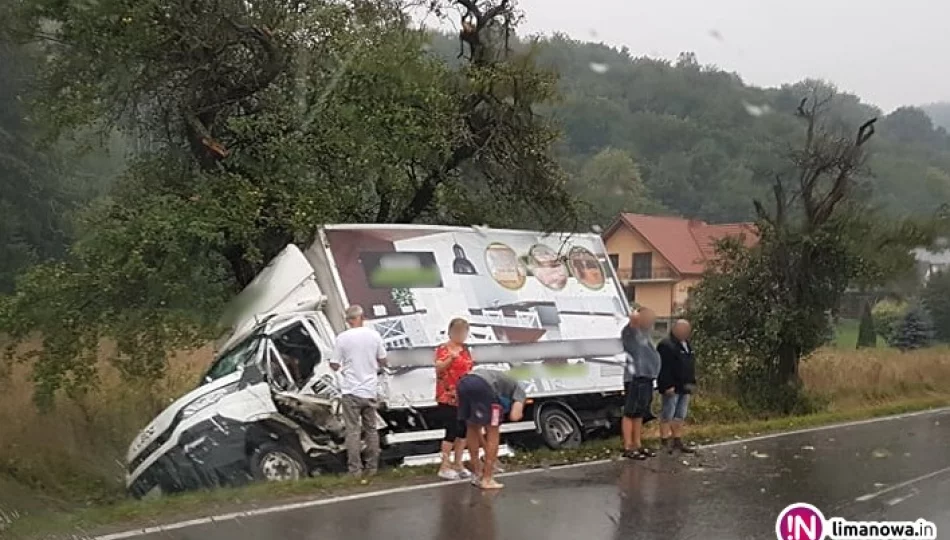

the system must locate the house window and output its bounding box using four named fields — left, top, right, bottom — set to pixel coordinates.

left=632, top=252, right=653, bottom=279
left=624, top=283, right=636, bottom=303
left=608, top=253, right=620, bottom=271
